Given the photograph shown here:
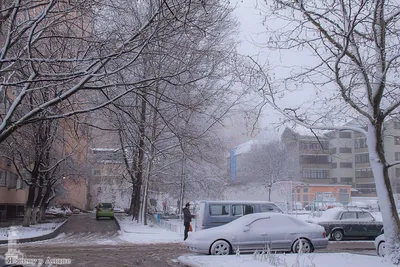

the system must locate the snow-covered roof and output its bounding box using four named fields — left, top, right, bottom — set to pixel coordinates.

left=228, top=140, right=269, bottom=156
